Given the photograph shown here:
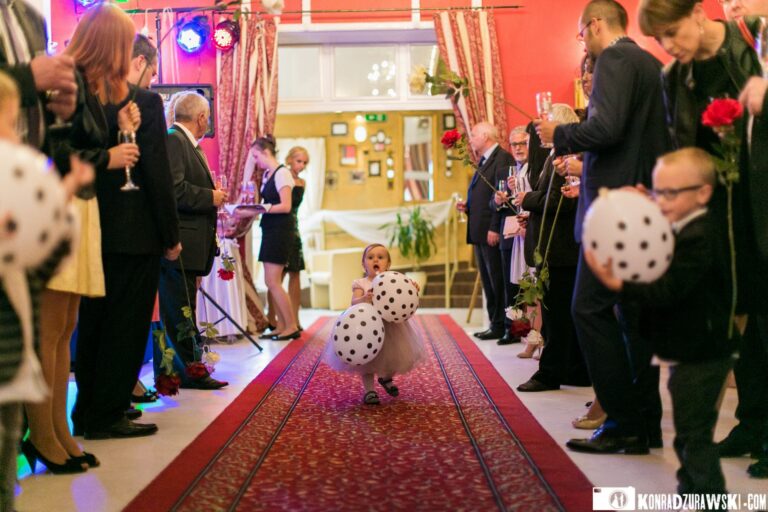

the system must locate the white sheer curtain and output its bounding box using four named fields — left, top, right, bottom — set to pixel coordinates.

left=276, top=137, right=326, bottom=250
